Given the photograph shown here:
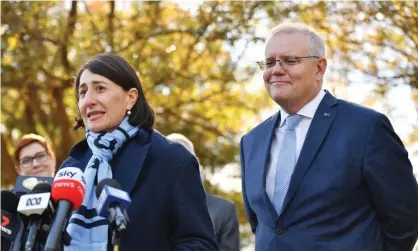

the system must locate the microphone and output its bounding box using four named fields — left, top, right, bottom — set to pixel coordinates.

left=95, top=179, right=131, bottom=246
left=44, top=167, right=86, bottom=251
left=14, top=175, right=54, bottom=198
left=1, top=190, right=21, bottom=250
left=17, top=183, right=54, bottom=251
